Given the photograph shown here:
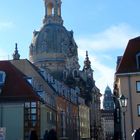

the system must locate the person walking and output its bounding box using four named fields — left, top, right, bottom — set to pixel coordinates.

left=132, top=128, right=140, bottom=140
left=47, top=129, right=58, bottom=140
left=43, top=130, right=49, bottom=140
left=29, top=129, right=38, bottom=140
